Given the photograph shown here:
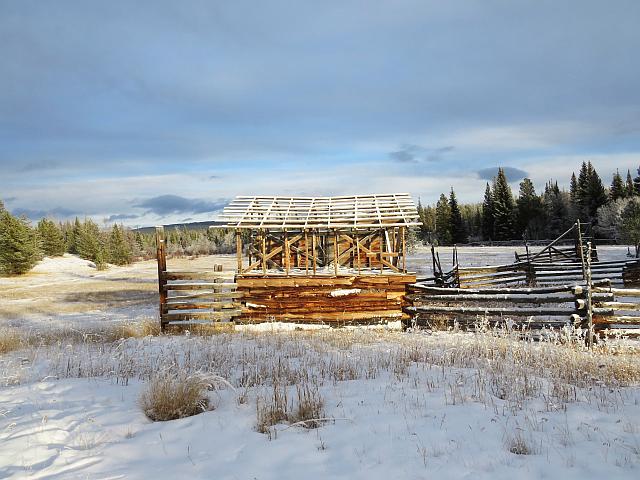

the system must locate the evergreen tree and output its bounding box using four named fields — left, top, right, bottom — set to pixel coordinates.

left=448, top=188, right=468, bottom=244
left=67, top=217, right=82, bottom=254
left=516, top=178, right=545, bottom=239
left=610, top=169, right=625, bottom=201
left=491, top=168, right=516, bottom=240
left=626, top=170, right=635, bottom=197
left=0, top=211, right=41, bottom=275
left=634, top=166, right=640, bottom=196
left=575, top=162, right=608, bottom=222
left=621, top=198, right=640, bottom=256
left=481, top=183, right=494, bottom=241
left=37, top=218, right=66, bottom=257
left=585, top=162, right=608, bottom=222
left=434, top=193, right=452, bottom=245
left=108, top=224, right=132, bottom=265
left=569, top=172, right=578, bottom=207
left=543, top=181, right=571, bottom=238
left=76, top=219, right=106, bottom=266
